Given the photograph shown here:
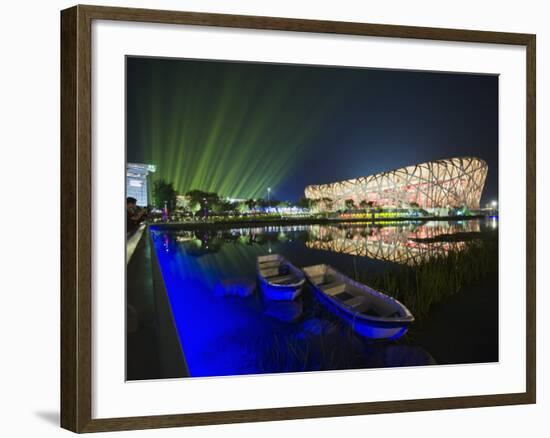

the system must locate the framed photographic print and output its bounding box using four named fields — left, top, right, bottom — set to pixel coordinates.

left=60, top=4, right=536, bottom=433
